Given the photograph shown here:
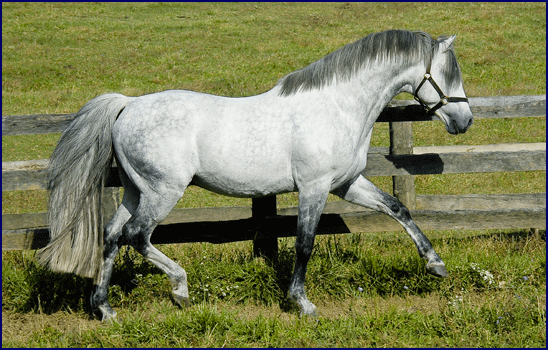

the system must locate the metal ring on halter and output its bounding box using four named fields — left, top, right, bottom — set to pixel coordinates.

left=414, top=67, right=468, bottom=116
